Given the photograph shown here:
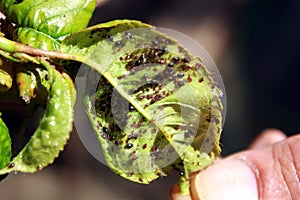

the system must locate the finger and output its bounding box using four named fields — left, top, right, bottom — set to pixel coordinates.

left=190, top=159, right=258, bottom=200
left=170, top=159, right=223, bottom=200
left=189, top=134, right=300, bottom=200
left=249, top=129, right=287, bottom=150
